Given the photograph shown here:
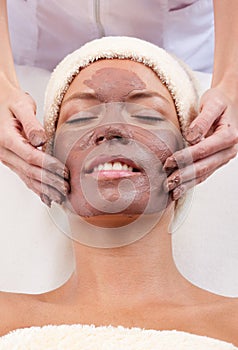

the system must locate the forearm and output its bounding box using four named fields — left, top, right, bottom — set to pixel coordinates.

left=0, top=0, right=19, bottom=89
left=212, top=0, right=238, bottom=97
